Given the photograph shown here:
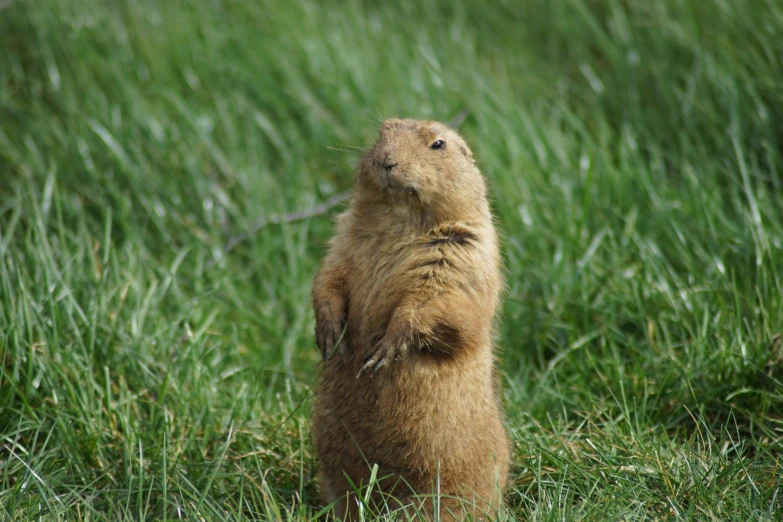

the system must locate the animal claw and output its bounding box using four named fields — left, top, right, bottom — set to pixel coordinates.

left=356, top=338, right=408, bottom=378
